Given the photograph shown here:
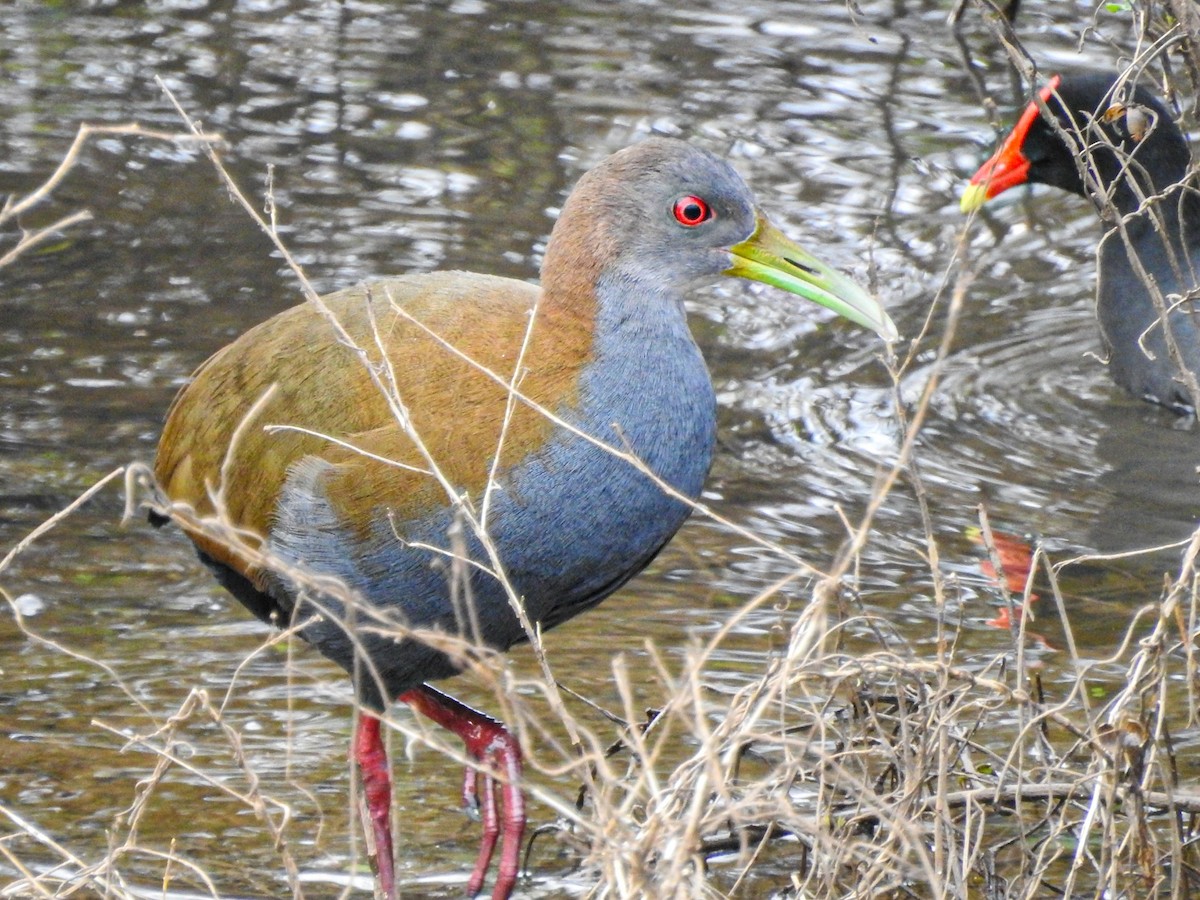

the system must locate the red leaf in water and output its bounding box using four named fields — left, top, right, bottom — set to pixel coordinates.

left=971, top=527, right=1056, bottom=649
left=968, top=527, right=1038, bottom=600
